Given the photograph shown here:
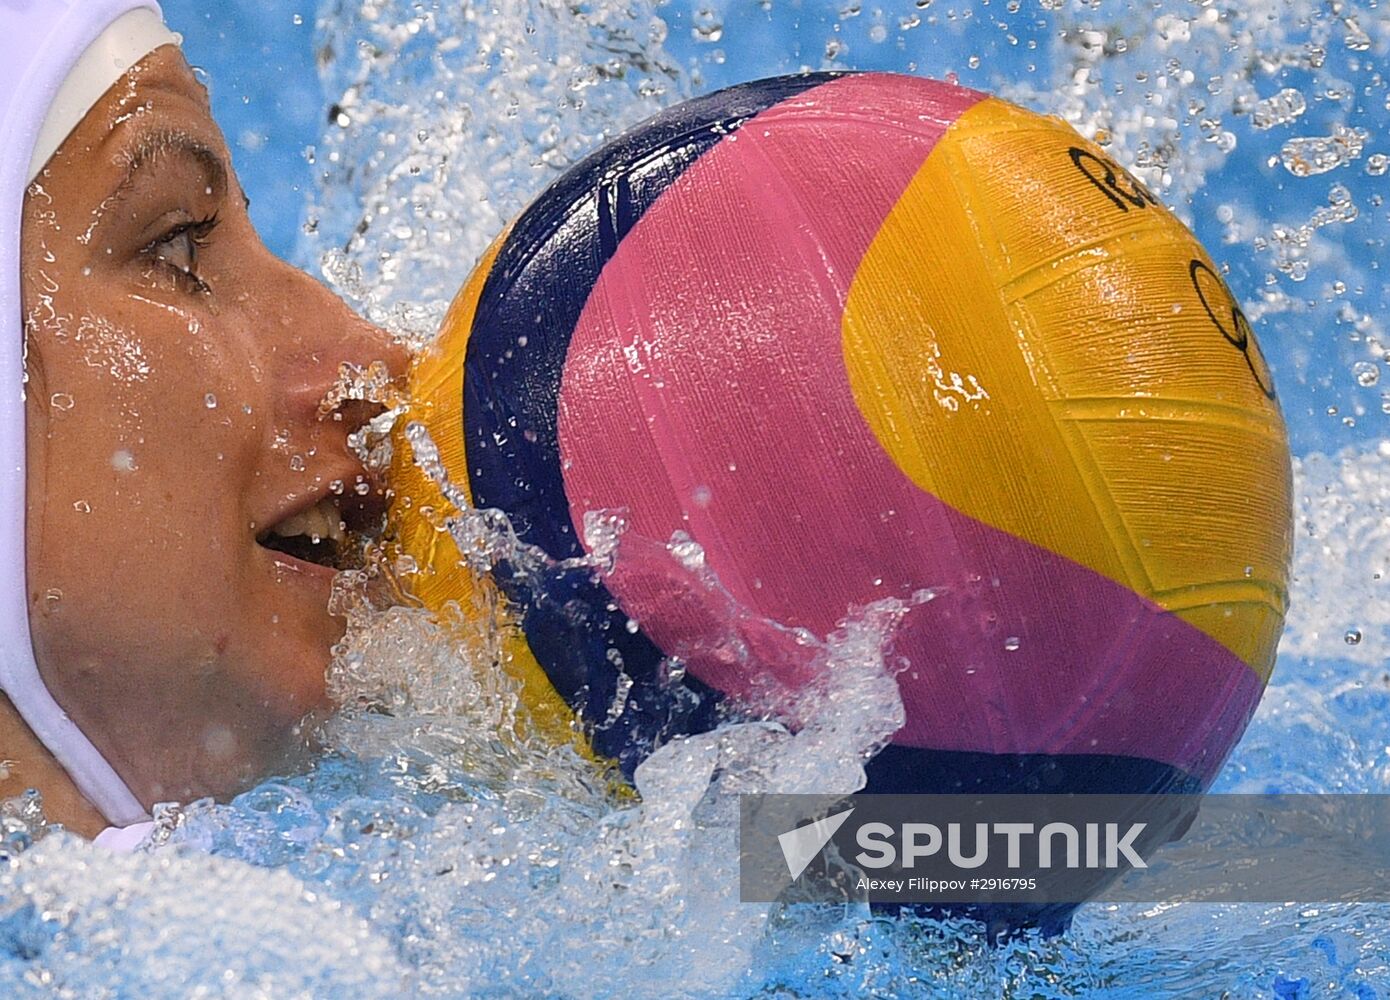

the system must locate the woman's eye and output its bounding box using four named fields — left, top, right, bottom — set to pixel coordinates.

left=155, top=229, right=197, bottom=273
left=144, top=214, right=219, bottom=293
